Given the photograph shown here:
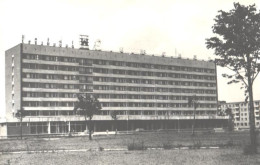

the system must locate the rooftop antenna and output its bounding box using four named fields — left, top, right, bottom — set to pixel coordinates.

left=22, top=35, right=24, bottom=43
left=79, top=35, right=89, bottom=50
left=35, top=38, right=37, bottom=45
left=93, top=39, right=101, bottom=50
left=162, top=52, right=166, bottom=57
left=72, top=41, right=74, bottom=49
left=119, top=47, right=124, bottom=53
left=140, top=49, right=146, bottom=55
